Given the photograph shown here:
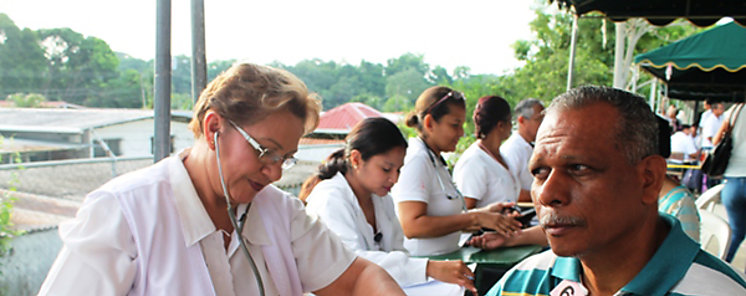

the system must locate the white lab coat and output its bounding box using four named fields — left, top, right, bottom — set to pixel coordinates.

left=305, top=172, right=429, bottom=286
